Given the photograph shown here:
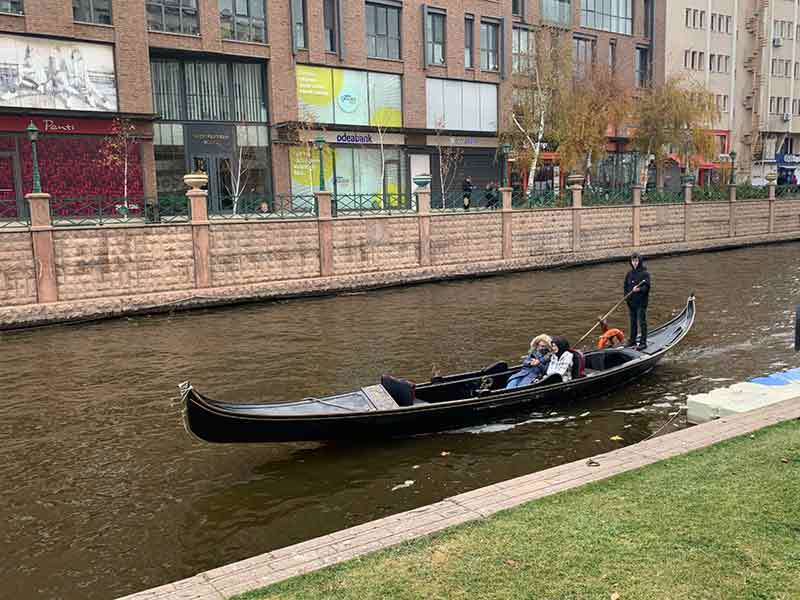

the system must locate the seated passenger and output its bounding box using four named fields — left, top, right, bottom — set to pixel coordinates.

left=539, top=337, right=574, bottom=384
left=506, top=334, right=552, bottom=389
